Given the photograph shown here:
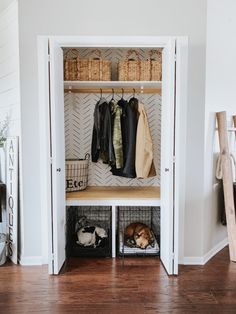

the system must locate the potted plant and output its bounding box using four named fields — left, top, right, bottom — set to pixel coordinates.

left=0, top=117, right=9, bottom=148
left=0, top=117, right=9, bottom=182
